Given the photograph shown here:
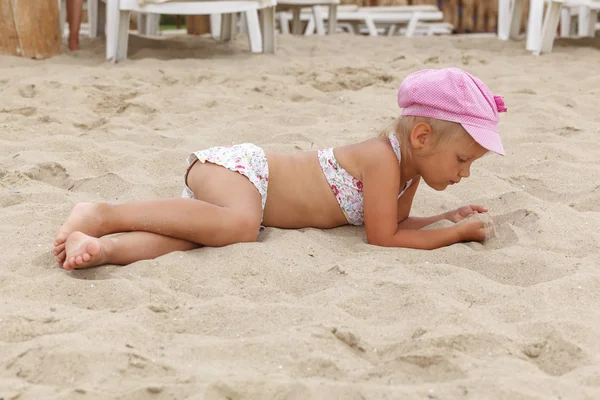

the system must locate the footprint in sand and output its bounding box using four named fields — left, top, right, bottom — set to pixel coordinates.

left=569, top=185, right=600, bottom=212
left=494, top=208, right=540, bottom=228
left=116, top=102, right=156, bottom=115
left=522, top=331, right=590, bottom=376
left=0, top=107, right=36, bottom=117
left=73, top=117, right=108, bottom=131
left=300, top=67, right=394, bottom=93
left=70, top=173, right=131, bottom=199
left=18, top=84, right=36, bottom=99
left=507, top=176, right=568, bottom=203
left=25, top=162, right=74, bottom=190
left=371, top=339, right=466, bottom=382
